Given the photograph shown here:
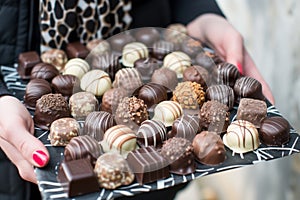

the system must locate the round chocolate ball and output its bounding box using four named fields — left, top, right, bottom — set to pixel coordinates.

left=30, top=62, right=60, bottom=82
left=134, top=27, right=160, bottom=46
